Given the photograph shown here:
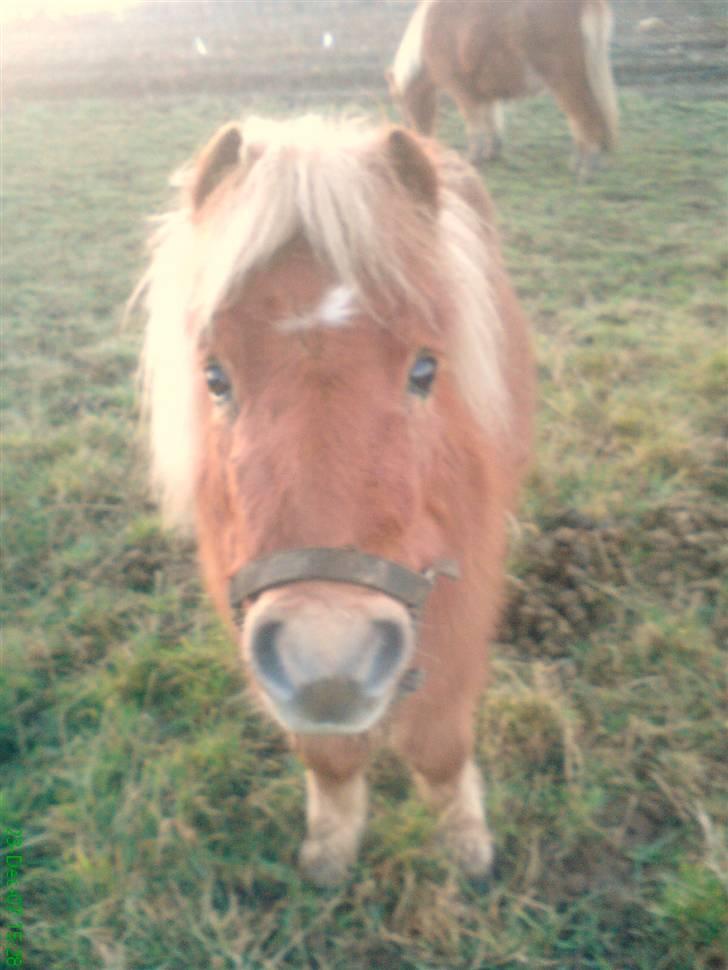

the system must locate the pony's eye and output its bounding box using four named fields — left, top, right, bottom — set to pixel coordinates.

left=407, top=353, right=438, bottom=397
left=204, top=361, right=232, bottom=402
